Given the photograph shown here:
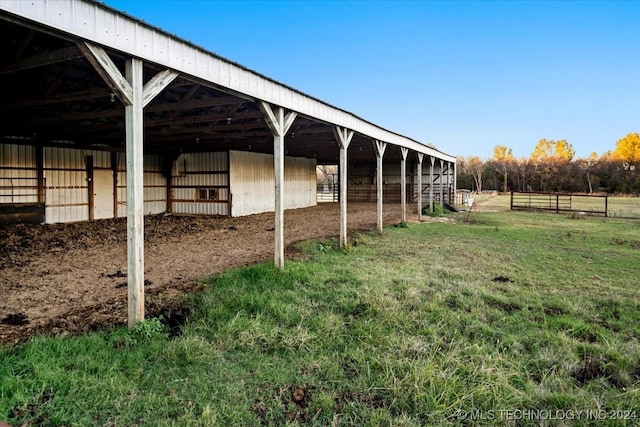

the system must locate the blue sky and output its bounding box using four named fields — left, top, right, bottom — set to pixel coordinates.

left=104, top=0, right=640, bottom=160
